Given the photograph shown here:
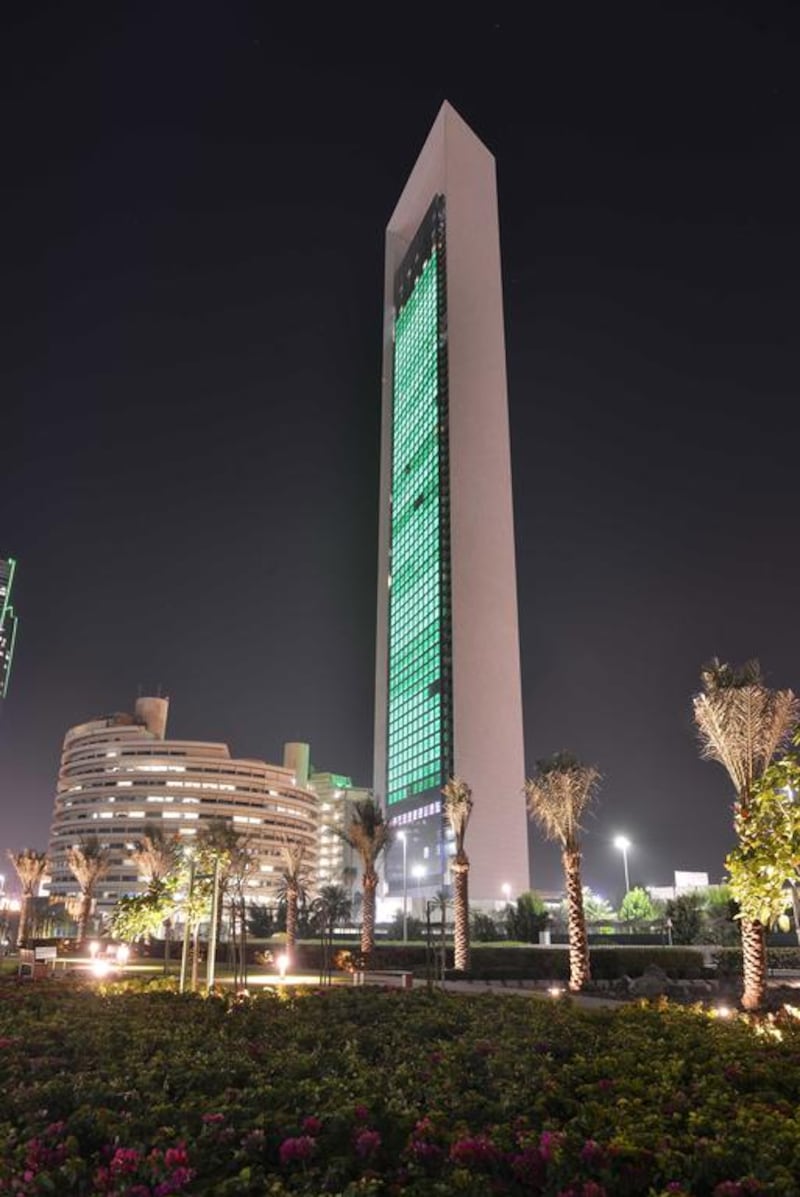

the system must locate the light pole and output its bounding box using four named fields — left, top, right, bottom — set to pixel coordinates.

left=501, top=882, right=511, bottom=905
left=179, top=850, right=196, bottom=995
left=614, top=835, right=631, bottom=895
left=398, top=831, right=408, bottom=943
